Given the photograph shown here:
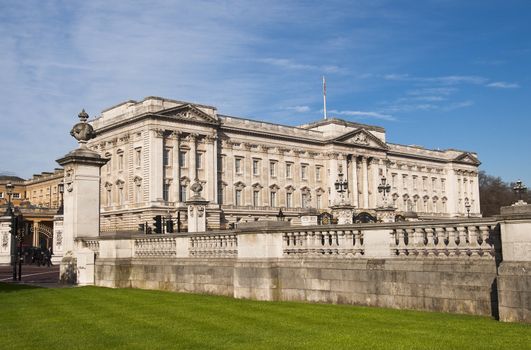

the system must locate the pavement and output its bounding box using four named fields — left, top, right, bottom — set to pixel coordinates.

left=0, top=264, right=62, bottom=288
